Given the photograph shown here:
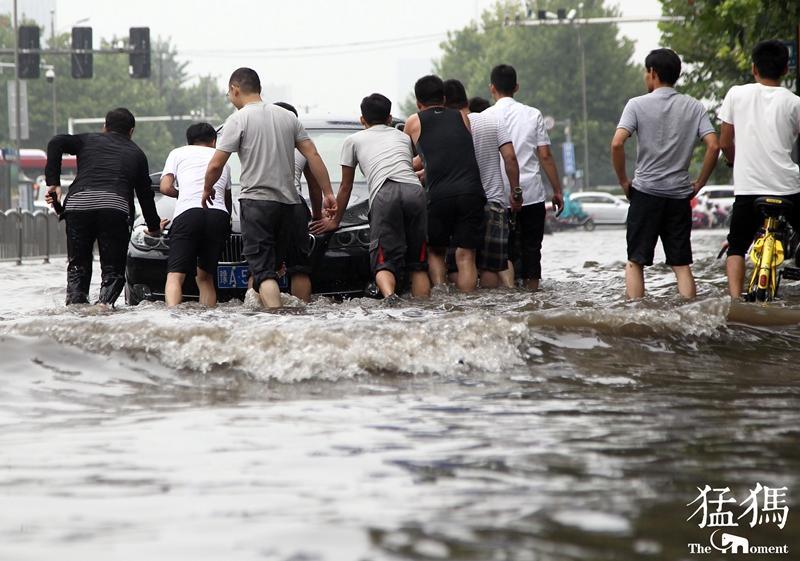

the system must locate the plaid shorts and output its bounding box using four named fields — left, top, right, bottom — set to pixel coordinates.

left=476, top=202, right=509, bottom=272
